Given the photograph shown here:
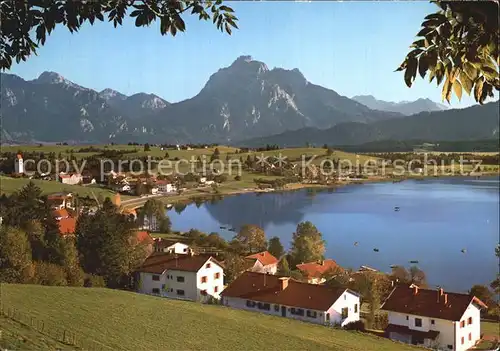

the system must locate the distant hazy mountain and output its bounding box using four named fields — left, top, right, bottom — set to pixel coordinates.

left=238, top=102, right=500, bottom=147
left=352, top=95, right=448, bottom=115
left=99, top=89, right=169, bottom=120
